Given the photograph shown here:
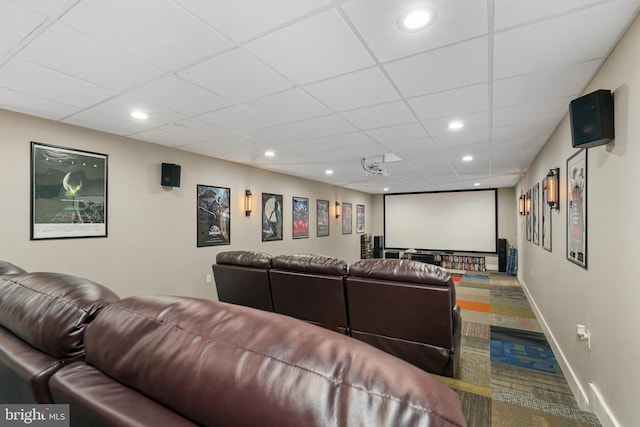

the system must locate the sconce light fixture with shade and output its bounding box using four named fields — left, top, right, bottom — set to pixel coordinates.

left=245, top=190, right=253, bottom=217
left=546, top=168, right=560, bottom=210
left=335, top=202, right=341, bottom=218
left=518, top=194, right=526, bottom=216
left=525, top=191, right=531, bottom=215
